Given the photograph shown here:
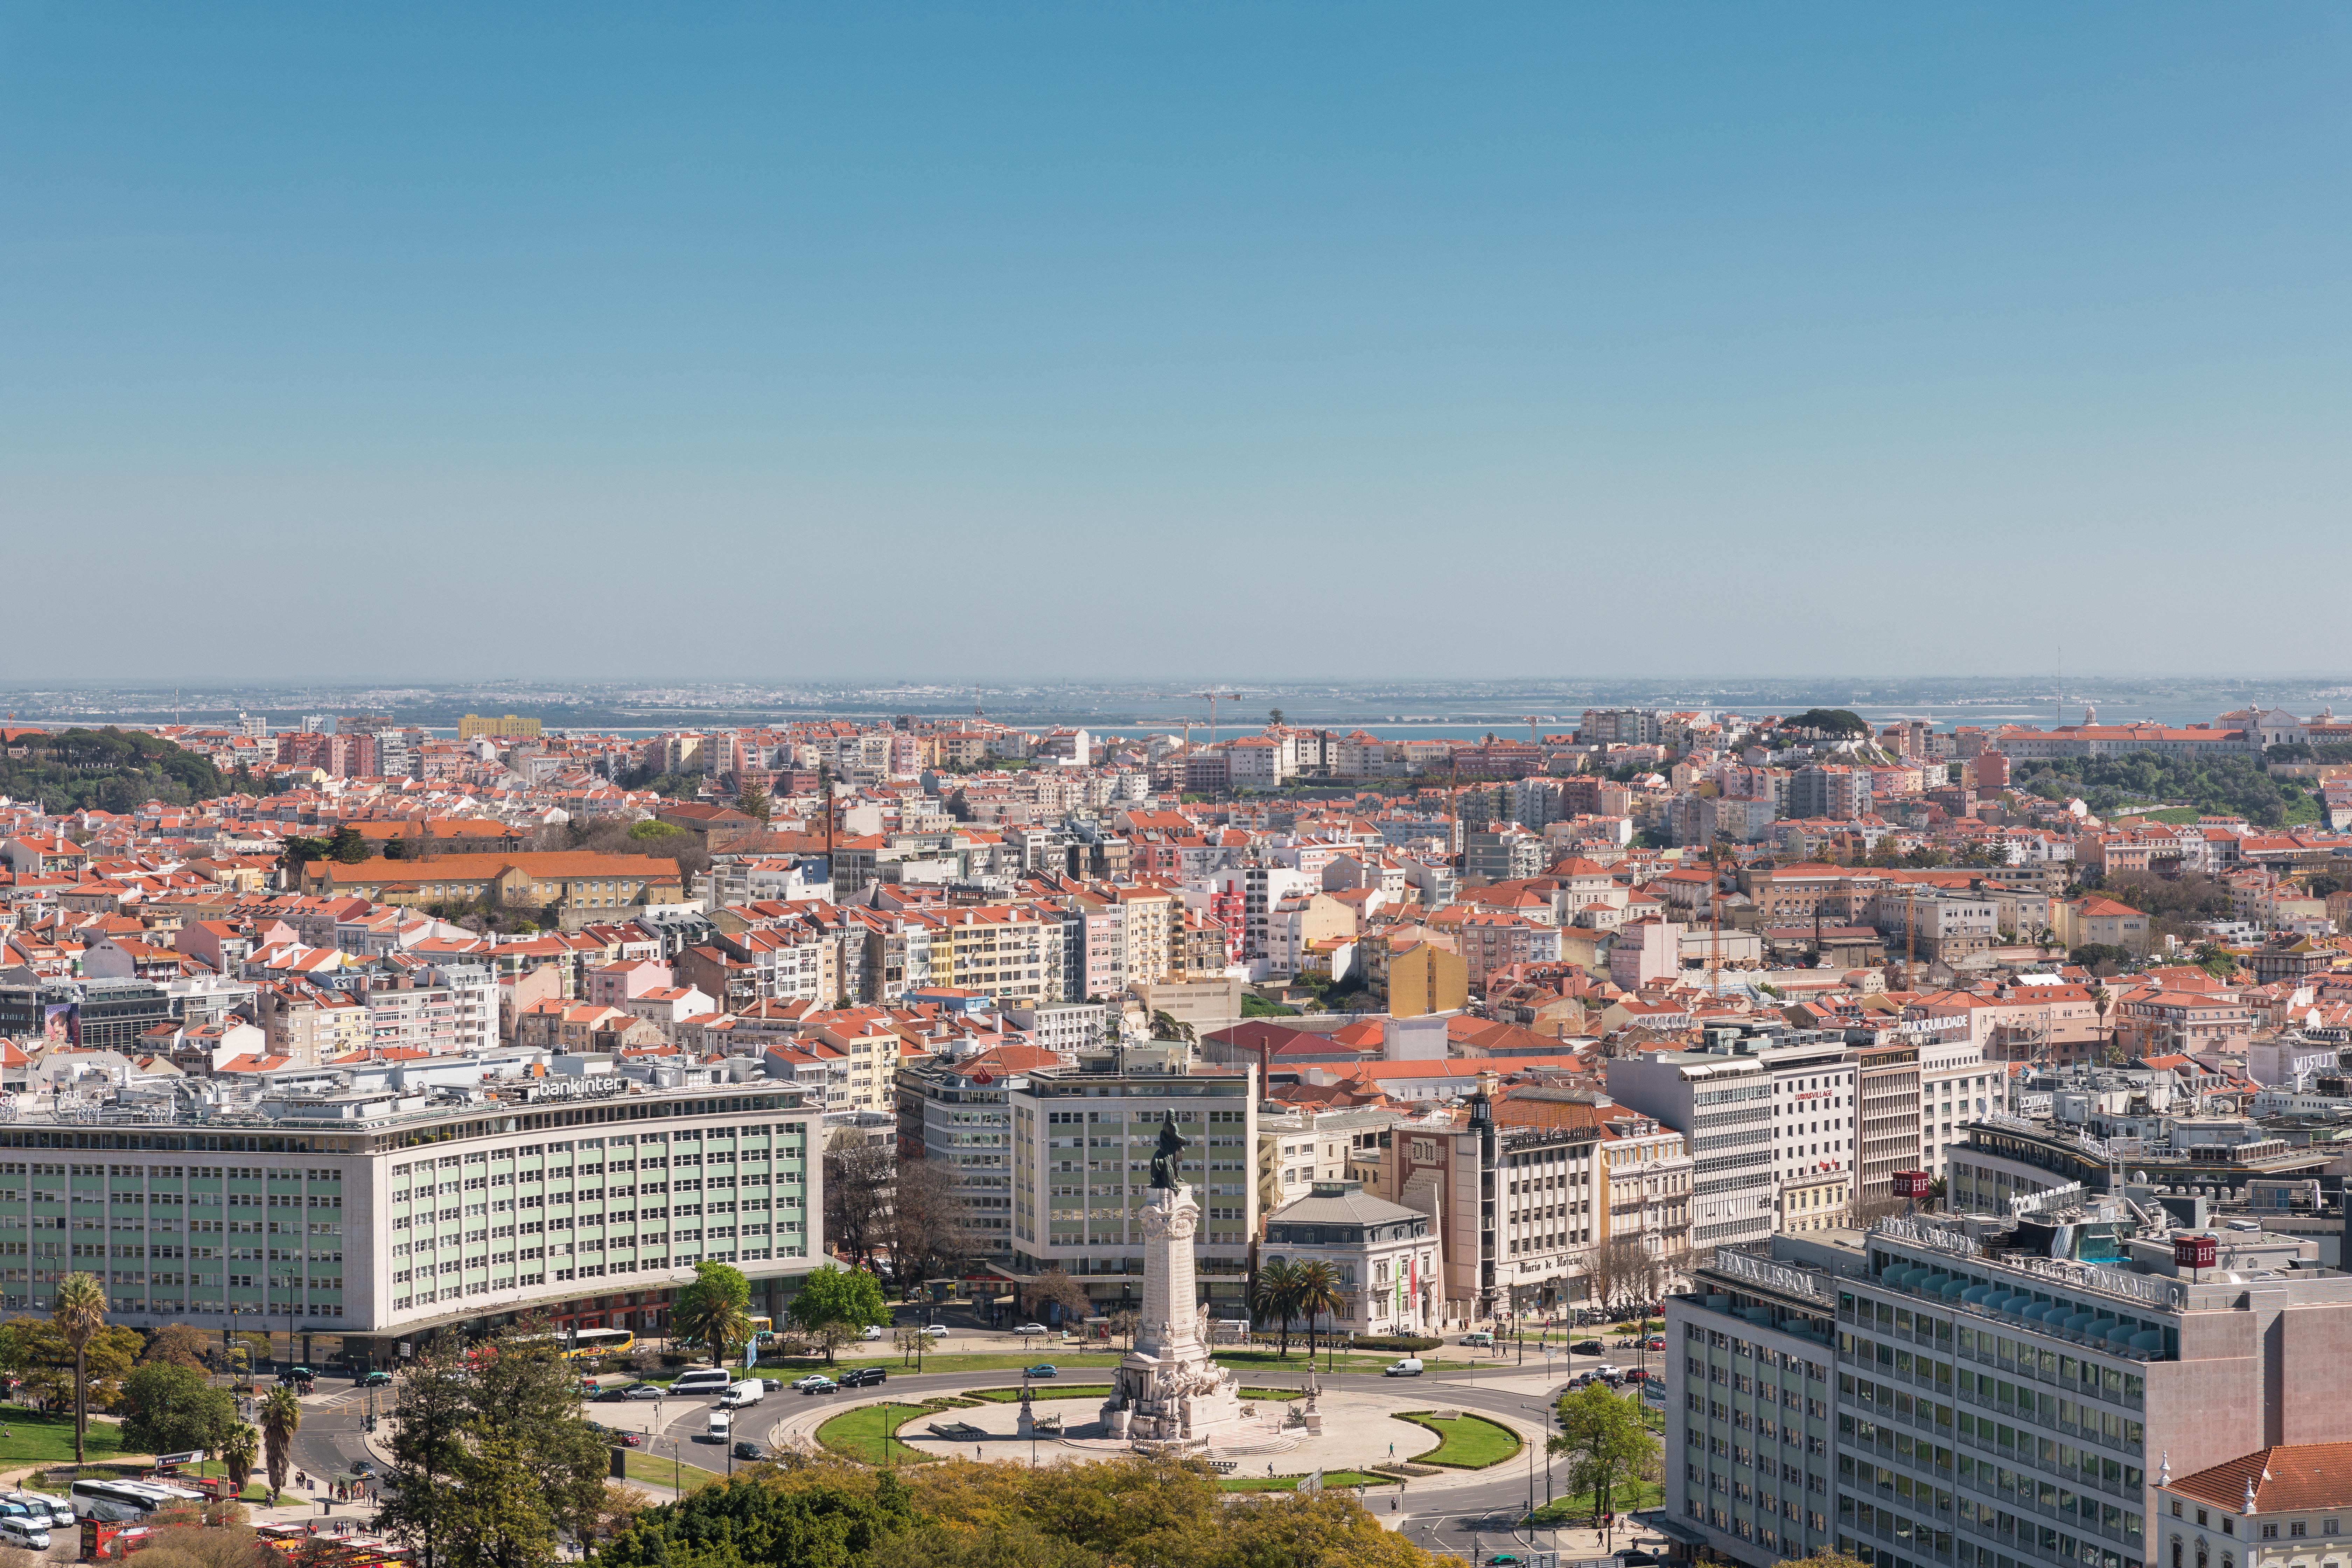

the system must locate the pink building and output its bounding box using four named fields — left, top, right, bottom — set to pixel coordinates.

left=586, top=958, right=673, bottom=1007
